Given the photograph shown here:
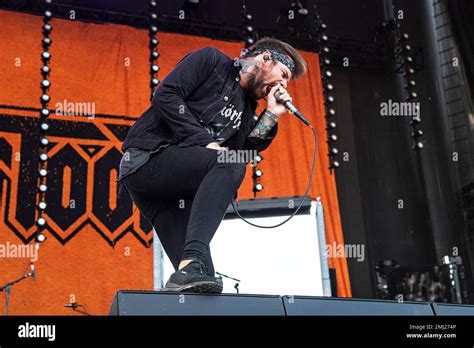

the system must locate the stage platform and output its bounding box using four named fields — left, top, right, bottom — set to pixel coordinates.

left=109, top=290, right=474, bottom=316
